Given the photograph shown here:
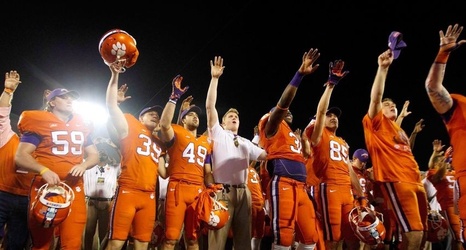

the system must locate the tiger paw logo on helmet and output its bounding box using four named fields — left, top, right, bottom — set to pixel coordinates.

left=208, top=209, right=223, bottom=228
left=31, top=182, right=75, bottom=228
left=427, top=210, right=449, bottom=242
left=206, top=199, right=229, bottom=230
left=98, top=29, right=139, bottom=69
